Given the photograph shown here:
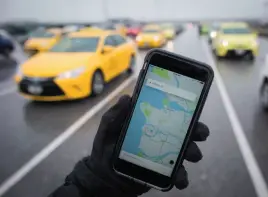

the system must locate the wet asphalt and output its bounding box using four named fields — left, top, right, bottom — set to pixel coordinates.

left=0, top=27, right=267, bottom=197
